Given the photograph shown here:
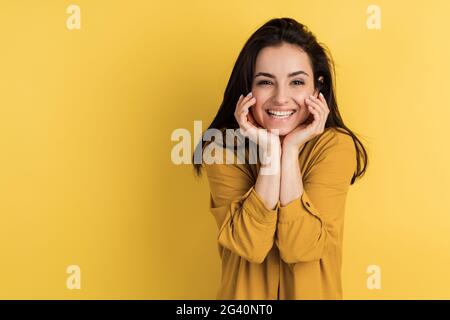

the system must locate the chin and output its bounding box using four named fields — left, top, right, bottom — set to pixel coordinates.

left=264, top=124, right=296, bottom=136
